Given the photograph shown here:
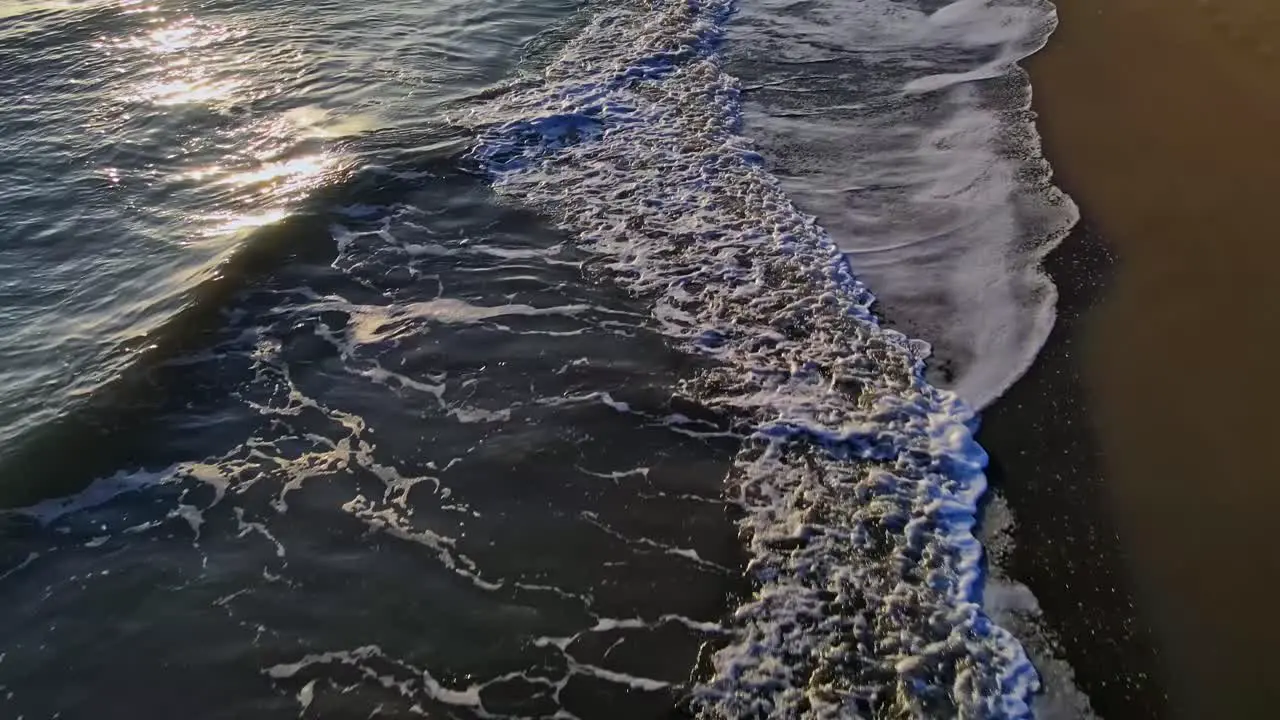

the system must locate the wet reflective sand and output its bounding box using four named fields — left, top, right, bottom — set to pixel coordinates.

left=1030, top=1, right=1280, bottom=716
